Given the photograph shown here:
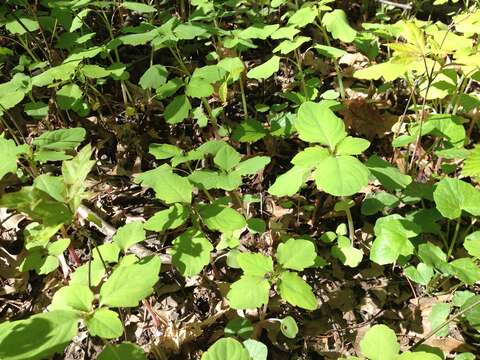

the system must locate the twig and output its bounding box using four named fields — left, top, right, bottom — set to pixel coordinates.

left=377, top=0, right=412, bottom=10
